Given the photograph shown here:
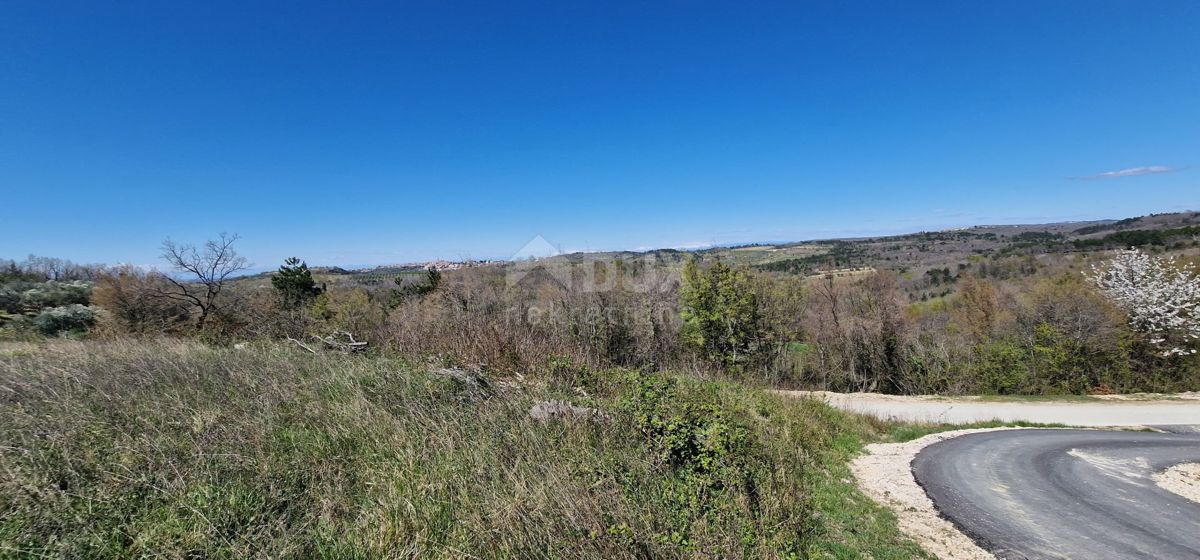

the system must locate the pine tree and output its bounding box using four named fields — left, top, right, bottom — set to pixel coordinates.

left=272, top=257, right=321, bottom=308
